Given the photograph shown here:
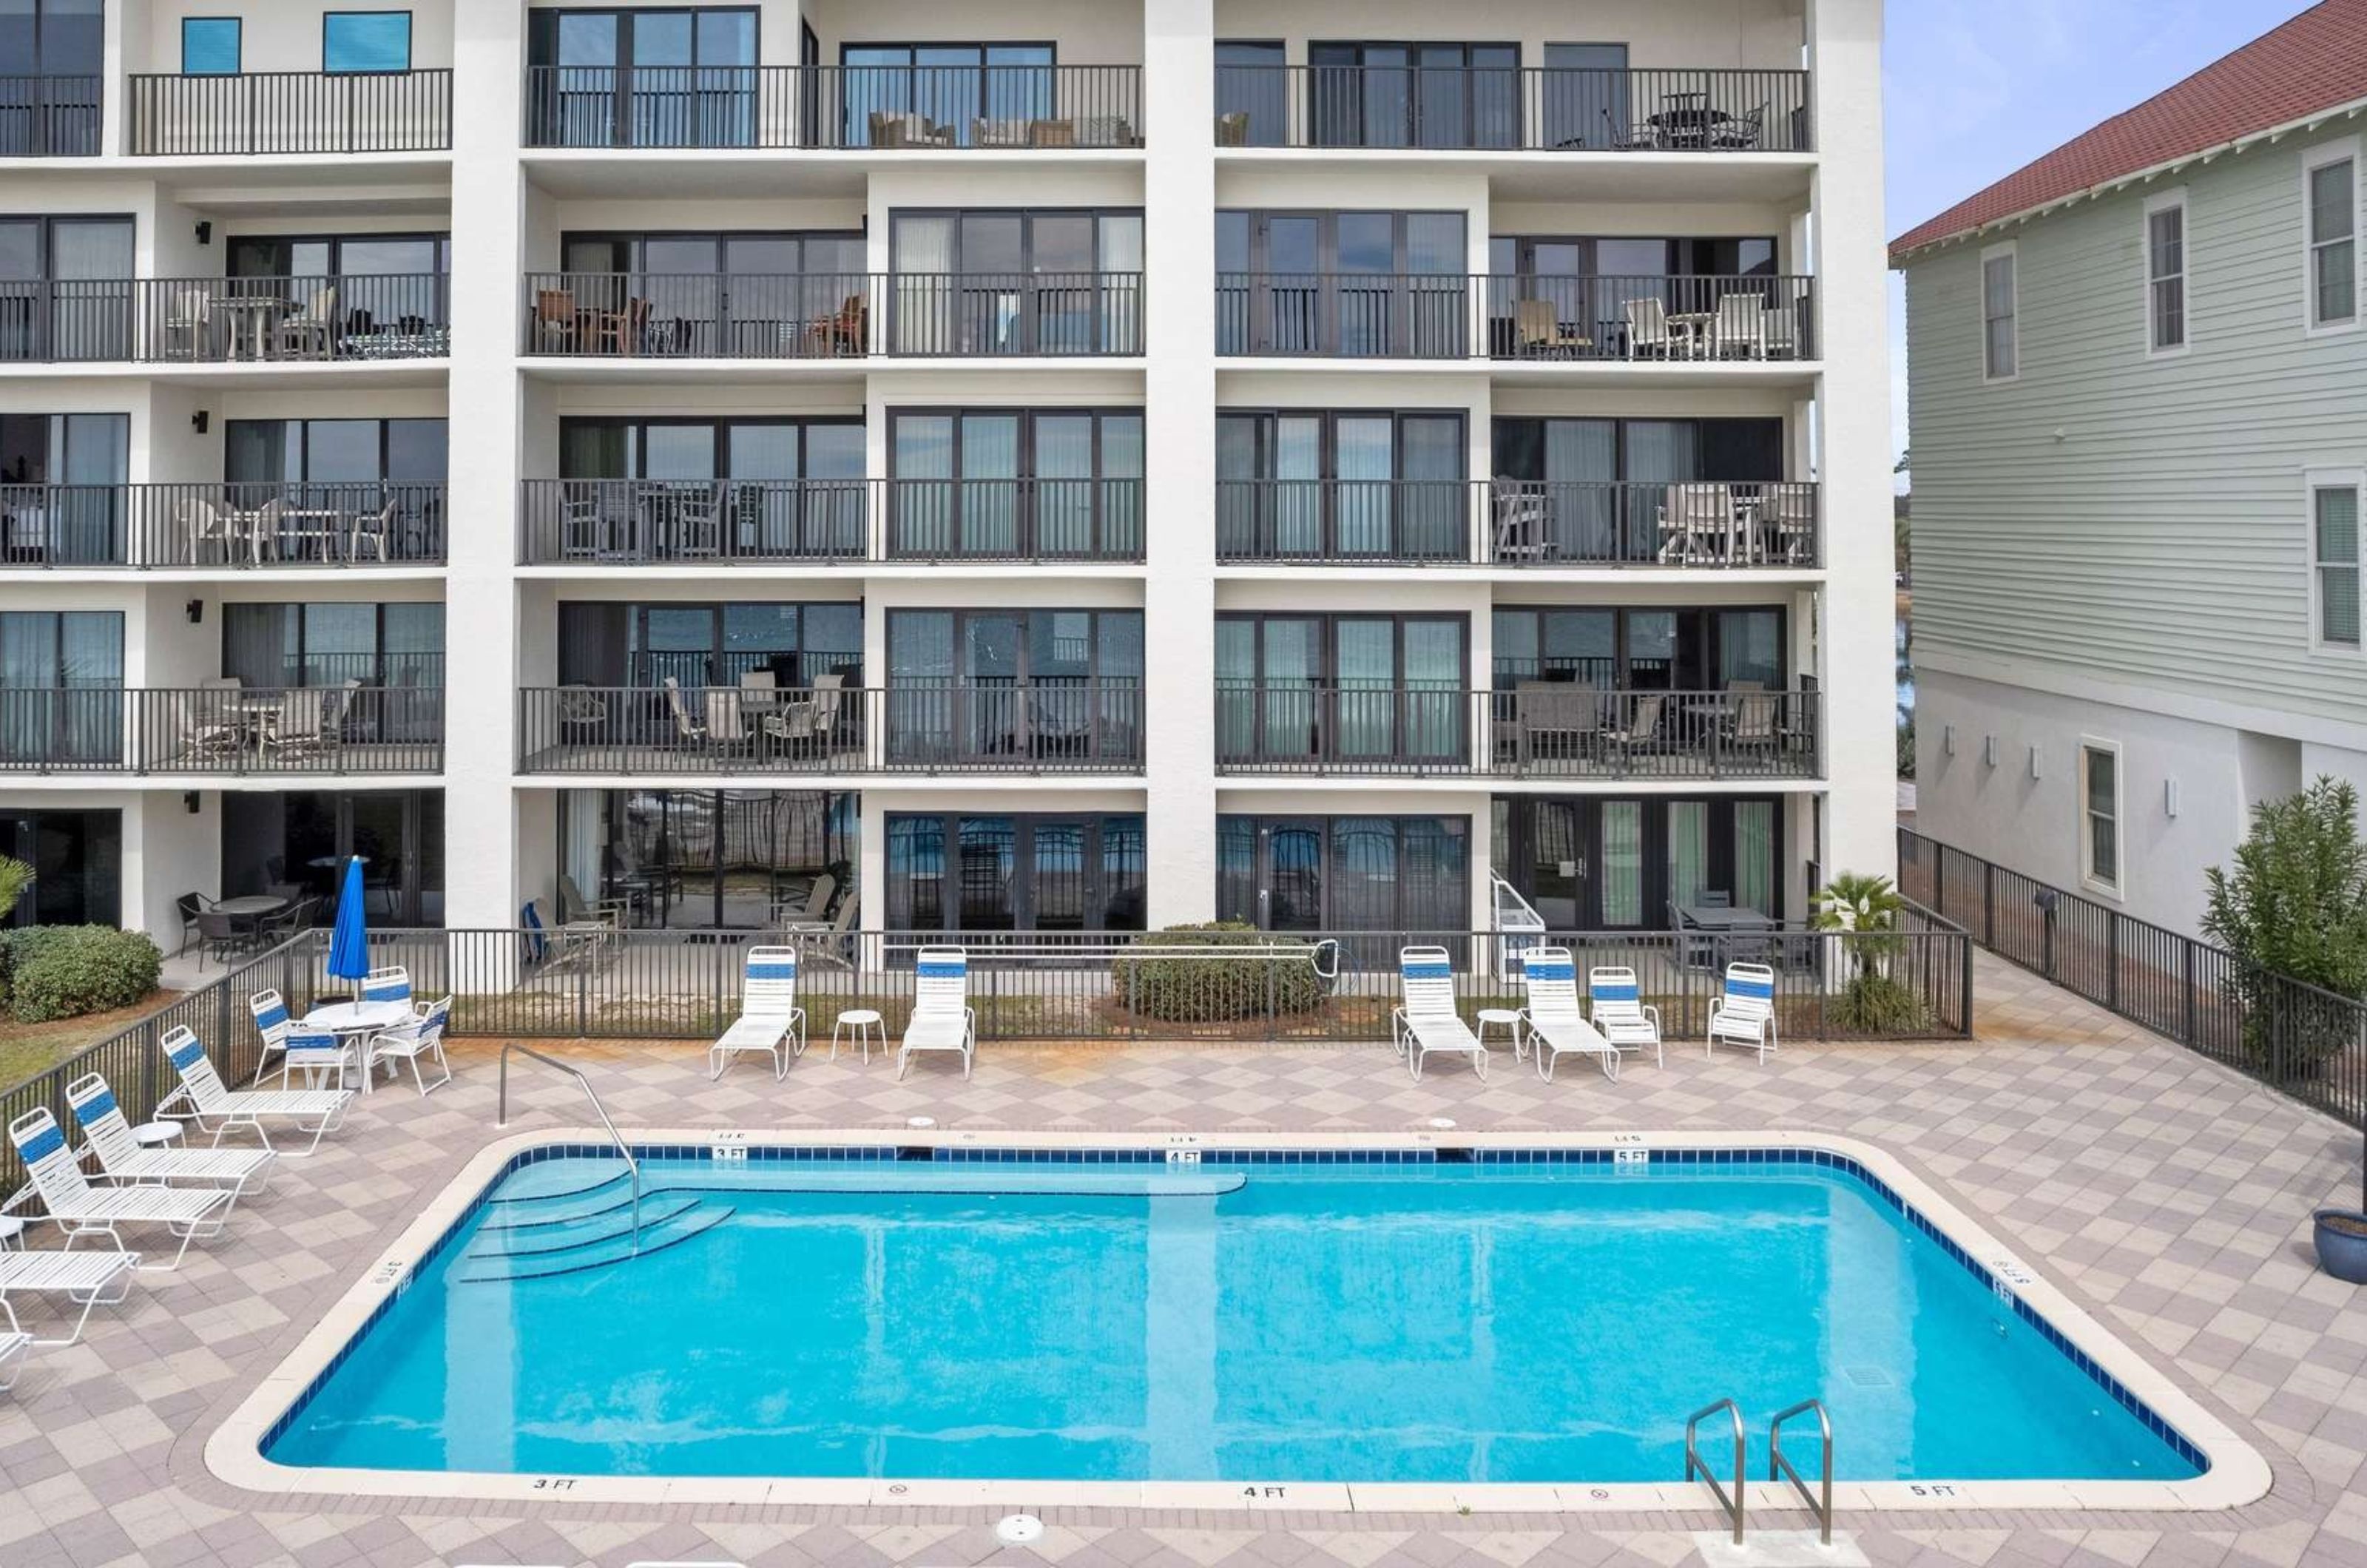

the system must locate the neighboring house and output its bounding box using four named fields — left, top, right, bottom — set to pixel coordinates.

left=0, top=0, right=1891, bottom=947
left=1893, top=0, right=2367, bottom=937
